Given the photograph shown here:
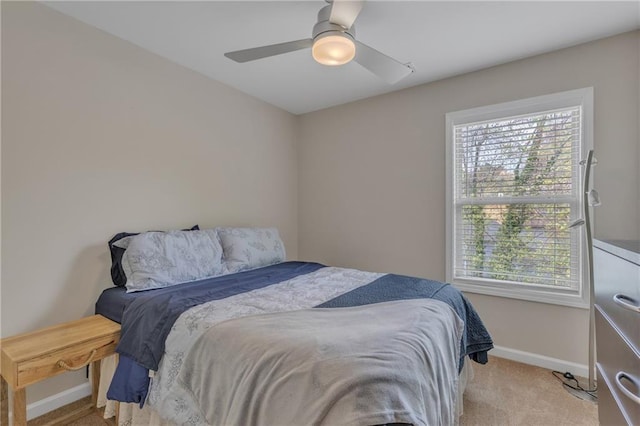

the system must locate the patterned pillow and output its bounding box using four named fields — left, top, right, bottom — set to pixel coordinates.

left=217, top=227, right=286, bottom=273
left=122, top=229, right=225, bottom=293
left=108, top=225, right=199, bottom=287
